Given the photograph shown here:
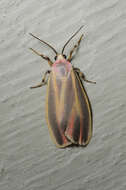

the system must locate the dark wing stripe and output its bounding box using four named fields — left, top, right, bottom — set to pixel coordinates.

left=46, top=73, right=71, bottom=147
left=75, top=73, right=92, bottom=144
left=75, top=71, right=92, bottom=145
left=65, top=70, right=92, bottom=145
left=47, top=75, right=64, bottom=145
